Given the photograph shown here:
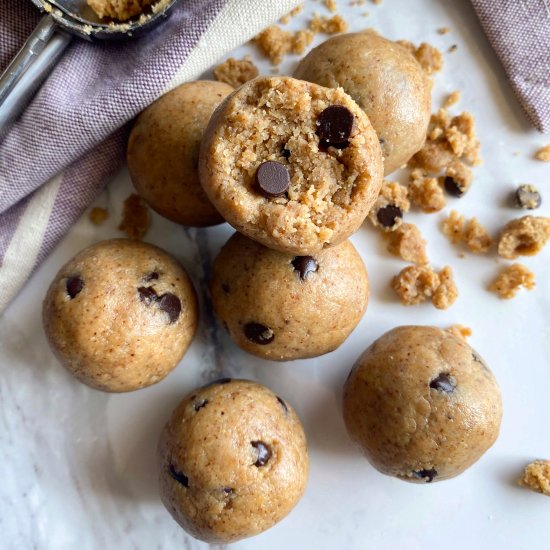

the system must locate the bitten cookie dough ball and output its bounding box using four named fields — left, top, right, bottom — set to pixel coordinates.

left=211, top=232, right=369, bottom=361
left=43, top=239, right=198, bottom=392
left=158, top=379, right=308, bottom=543
left=199, top=76, right=383, bottom=255
left=294, top=31, right=432, bottom=175
left=343, top=326, right=502, bottom=483
left=128, top=81, right=233, bottom=226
